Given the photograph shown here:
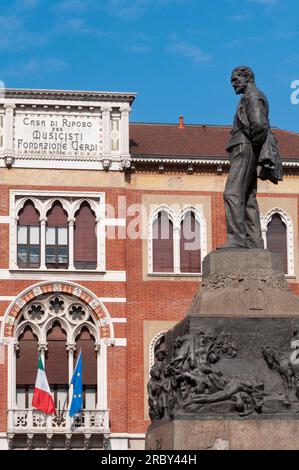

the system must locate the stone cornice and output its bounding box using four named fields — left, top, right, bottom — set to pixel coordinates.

left=131, top=155, right=299, bottom=167
left=1, top=88, right=137, bottom=104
